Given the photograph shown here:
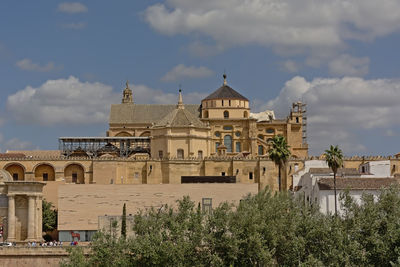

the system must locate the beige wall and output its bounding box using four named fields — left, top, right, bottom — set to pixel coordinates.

left=58, top=184, right=258, bottom=231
